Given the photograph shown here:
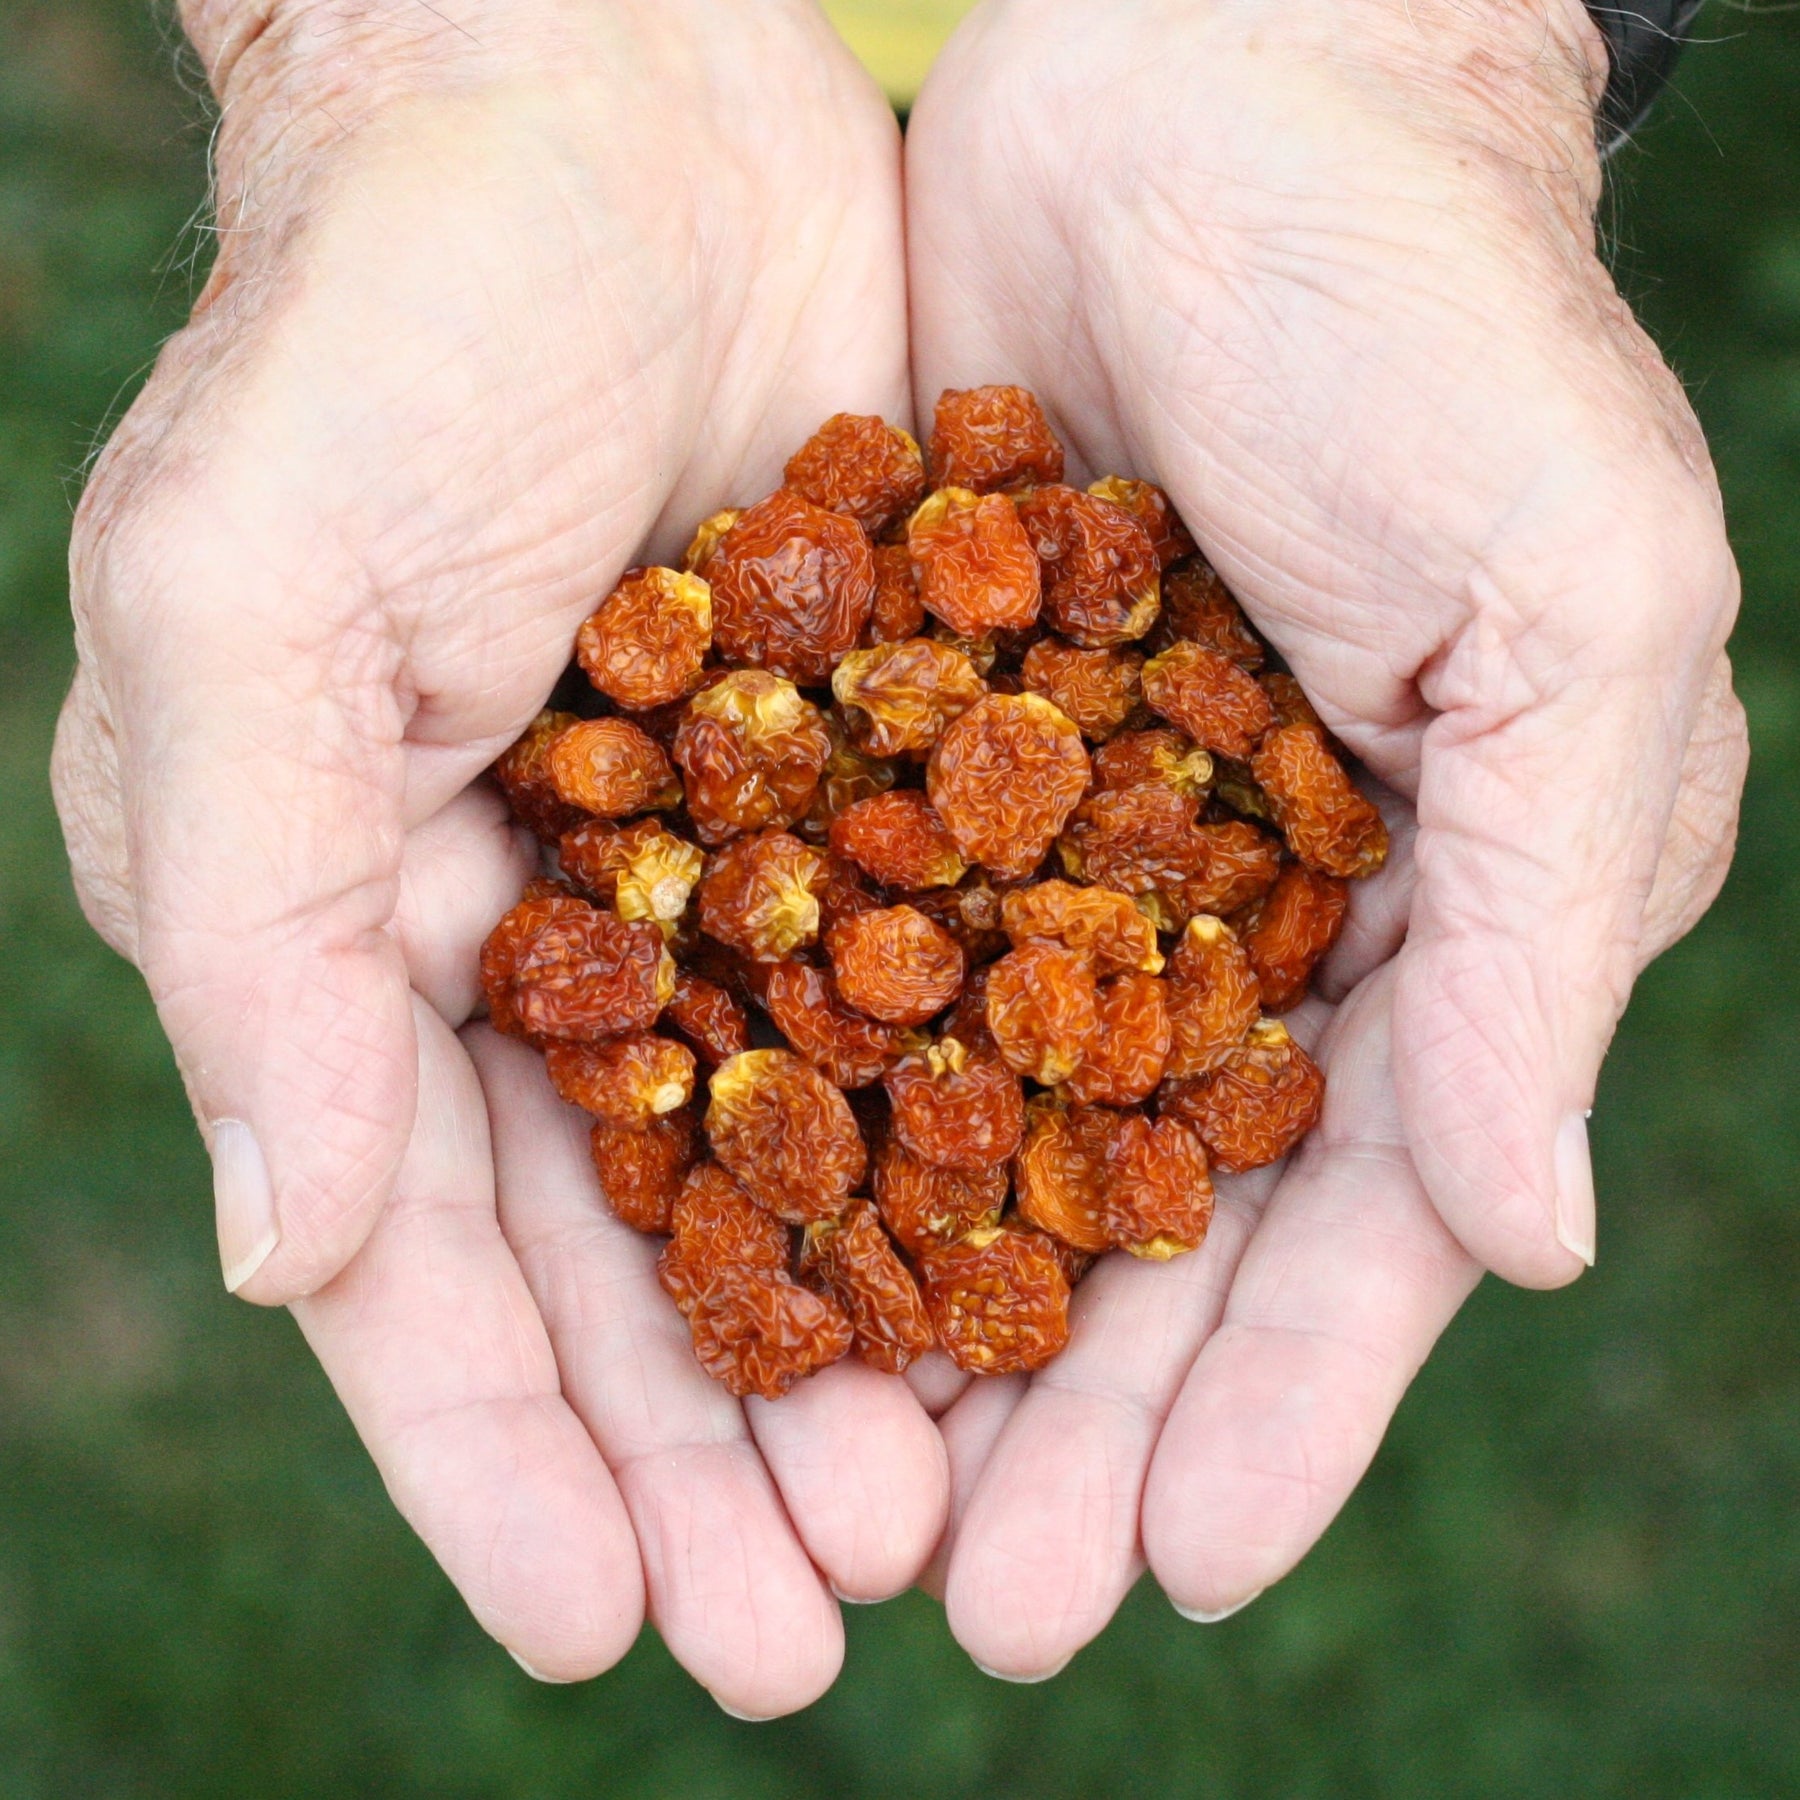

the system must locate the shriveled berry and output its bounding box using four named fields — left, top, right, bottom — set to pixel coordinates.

left=827, top=904, right=966, bottom=1027
left=866, top=541, right=927, bottom=643
left=1164, top=915, right=1262, bottom=1079
left=1161, top=1018, right=1325, bottom=1173
left=918, top=1226, right=1070, bottom=1375
left=1106, top=1113, right=1213, bottom=1259
left=706, top=1048, right=866, bottom=1221
left=1251, top=723, right=1389, bottom=878
left=907, top=488, right=1043, bottom=638
left=986, top=940, right=1100, bottom=1086
left=707, top=488, right=876, bottom=682
left=546, top=1032, right=695, bottom=1129
left=764, top=961, right=905, bottom=1089
left=1013, top=1099, right=1118, bottom=1255
left=546, top=718, right=681, bottom=817
left=558, top=818, right=624, bottom=903
left=799, top=717, right=899, bottom=843
left=1237, top=862, right=1349, bottom=1012
left=1259, top=671, right=1324, bottom=731
left=833, top=636, right=987, bottom=757
left=1142, top=641, right=1276, bottom=762
left=682, top=507, right=742, bottom=576
left=927, top=692, right=1090, bottom=882
left=1090, top=728, right=1214, bottom=799
left=576, top=566, right=712, bottom=710
left=1157, top=557, right=1264, bottom=669
left=907, top=876, right=1010, bottom=967
left=872, top=1135, right=1007, bottom=1256
left=673, top=669, right=831, bottom=845
left=1065, top=972, right=1171, bottom=1106
left=589, top=1108, right=699, bottom=1234
left=828, top=791, right=967, bottom=890
left=927, top=386, right=1065, bottom=493
left=479, top=891, right=596, bottom=1038
left=800, top=1201, right=936, bottom=1374
left=608, top=819, right=705, bottom=936
left=1020, top=638, right=1144, bottom=740
left=1000, top=879, right=1163, bottom=975
left=688, top=1265, right=854, bottom=1399
left=698, top=829, right=827, bottom=962
left=1015, top=483, right=1161, bottom=648
left=1086, top=476, right=1196, bottom=569
left=885, top=1036, right=1025, bottom=1173
left=784, top=413, right=926, bottom=537
left=659, top=1162, right=789, bottom=1315
left=663, top=968, right=752, bottom=1066
left=484, top=898, right=675, bottom=1041
left=814, top=848, right=888, bottom=935
left=1163, top=822, right=1285, bottom=919
left=494, top=709, right=587, bottom=841
left=1061, top=781, right=1212, bottom=893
